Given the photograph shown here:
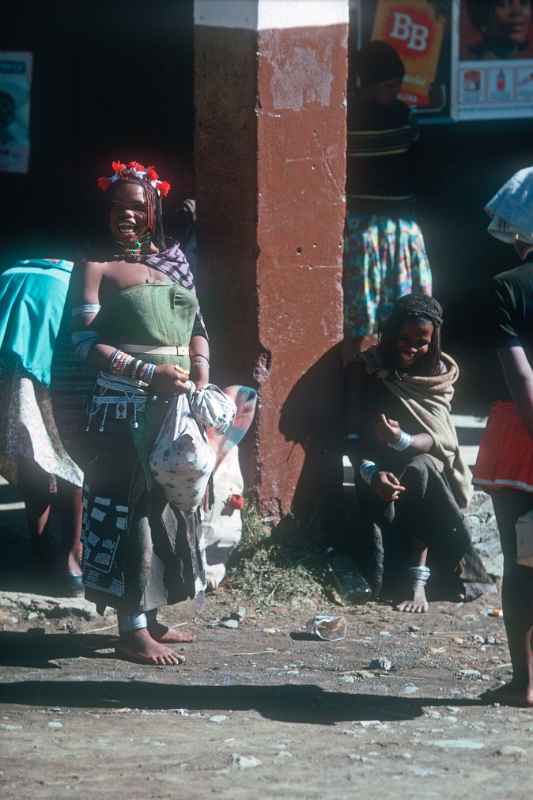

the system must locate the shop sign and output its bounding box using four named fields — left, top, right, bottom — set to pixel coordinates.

left=452, top=0, right=533, bottom=120
left=372, top=0, right=448, bottom=109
